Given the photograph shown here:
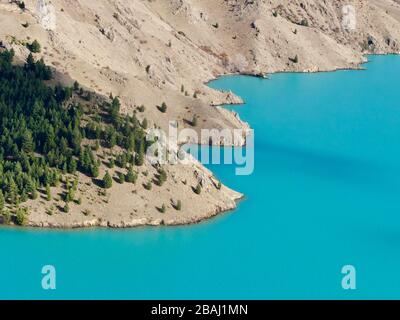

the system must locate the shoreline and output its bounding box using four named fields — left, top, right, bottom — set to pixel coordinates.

left=8, top=53, right=400, bottom=230
left=21, top=194, right=245, bottom=230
